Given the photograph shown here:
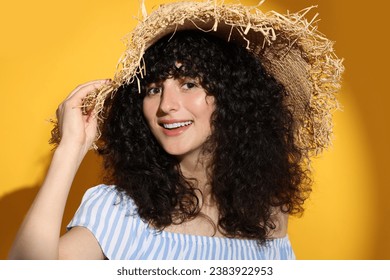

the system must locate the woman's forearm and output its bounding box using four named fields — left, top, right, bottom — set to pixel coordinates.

left=8, top=144, right=86, bottom=259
